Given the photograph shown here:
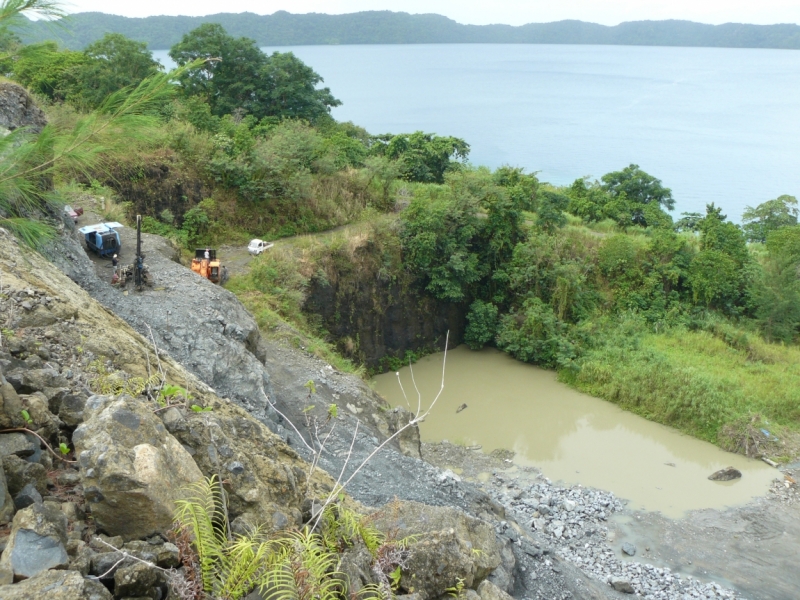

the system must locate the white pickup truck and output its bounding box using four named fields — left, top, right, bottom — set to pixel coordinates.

left=247, top=239, right=274, bottom=256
